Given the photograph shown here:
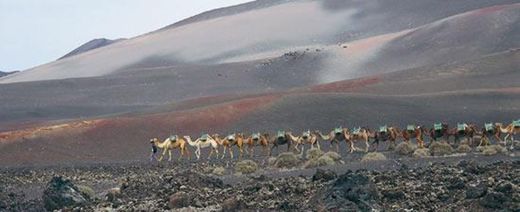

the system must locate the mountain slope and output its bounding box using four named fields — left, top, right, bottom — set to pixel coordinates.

left=1, top=0, right=517, bottom=84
